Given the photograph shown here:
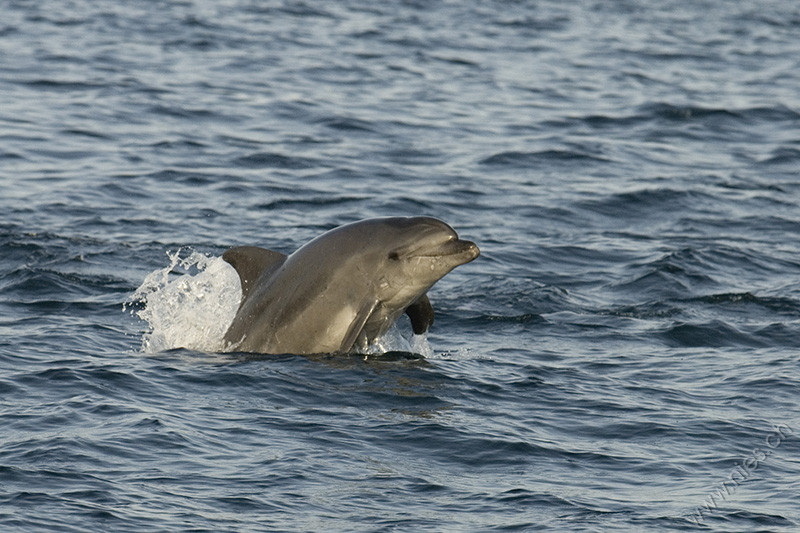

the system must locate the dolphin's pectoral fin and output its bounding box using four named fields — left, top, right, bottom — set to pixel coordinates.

left=340, top=299, right=378, bottom=353
left=405, top=293, right=434, bottom=334
left=222, top=246, right=287, bottom=301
